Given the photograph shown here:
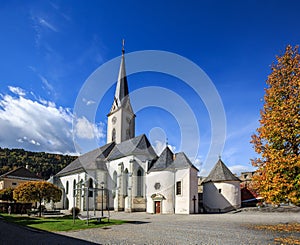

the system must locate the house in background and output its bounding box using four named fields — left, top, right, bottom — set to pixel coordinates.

left=202, top=158, right=241, bottom=213
left=0, top=166, right=42, bottom=190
